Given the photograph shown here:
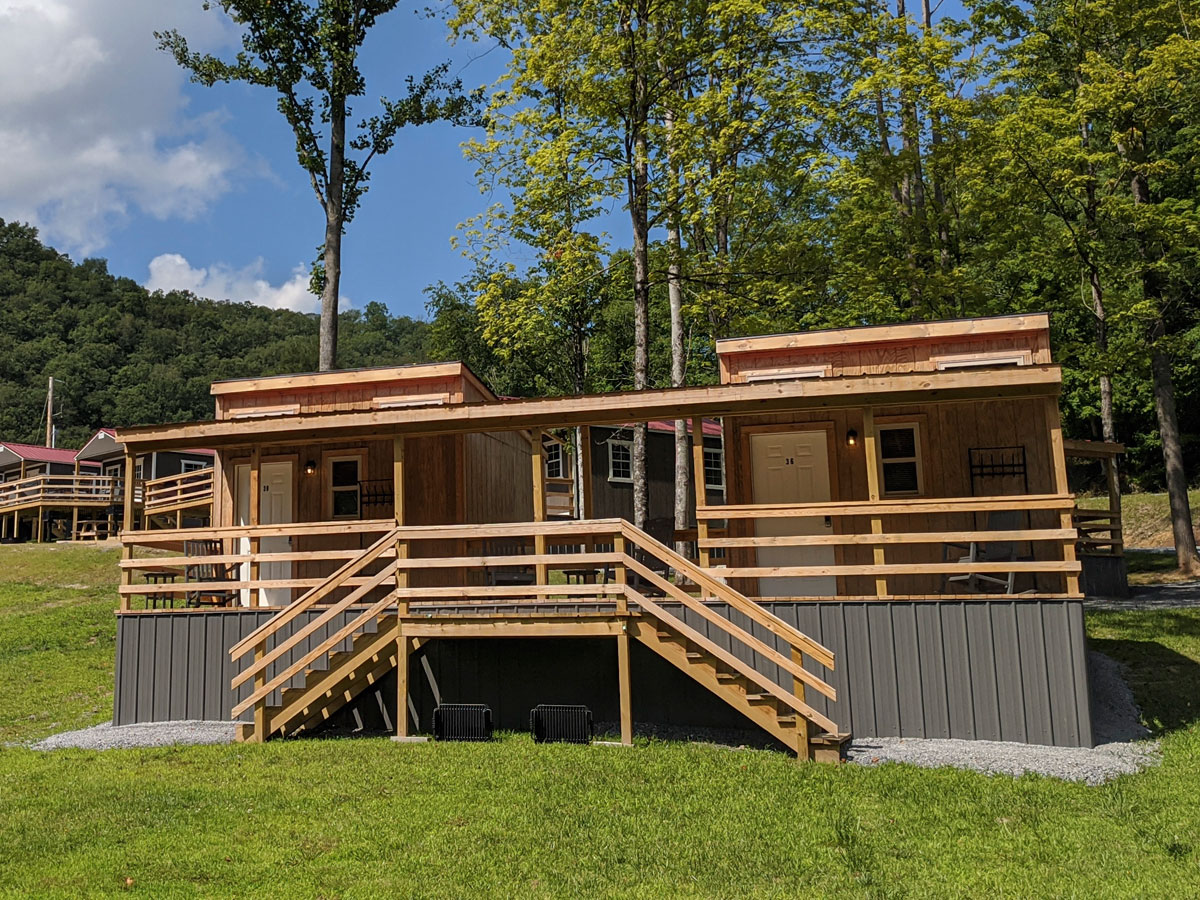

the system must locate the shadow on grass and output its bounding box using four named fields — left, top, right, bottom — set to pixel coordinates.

left=1089, top=635, right=1200, bottom=736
